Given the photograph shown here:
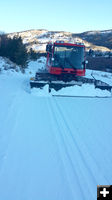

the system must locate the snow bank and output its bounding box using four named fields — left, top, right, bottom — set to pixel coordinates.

left=31, top=85, right=52, bottom=97
left=51, top=83, right=111, bottom=97
left=0, top=57, right=19, bottom=74
left=30, top=83, right=111, bottom=97
left=26, top=57, right=46, bottom=77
